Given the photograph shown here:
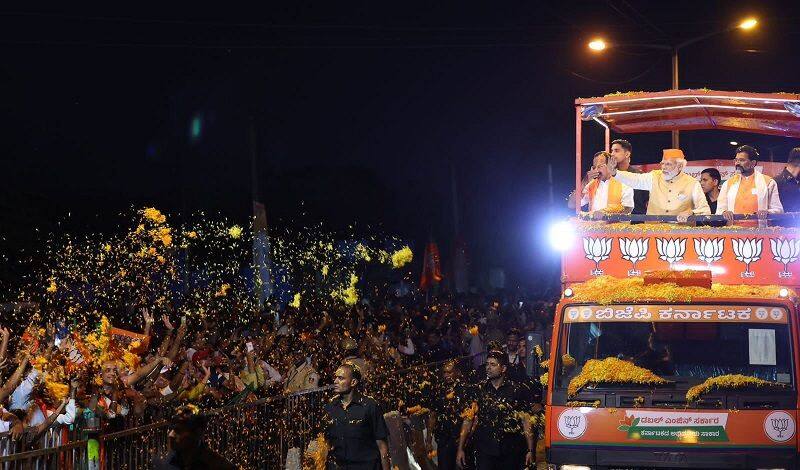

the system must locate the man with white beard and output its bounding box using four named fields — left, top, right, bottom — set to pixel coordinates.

left=597, top=148, right=710, bottom=223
